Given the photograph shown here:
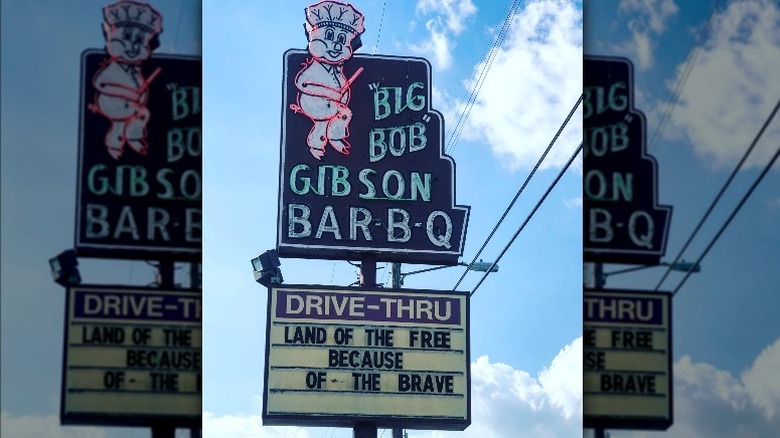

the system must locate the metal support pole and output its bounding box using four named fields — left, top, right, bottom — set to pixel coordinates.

left=190, top=261, right=201, bottom=289
left=189, top=261, right=201, bottom=438
left=391, top=263, right=402, bottom=288
left=353, top=422, right=377, bottom=438
left=153, top=260, right=177, bottom=438
left=158, top=259, right=175, bottom=289
left=155, top=260, right=201, bottom=438
left=594, top=262, right=604, bottom=289
left=589, top=264, right=607, bottom=438
left=355, top=256, right=378, bottom=438
left=151, top=424, right=175, bottom=438
left=390, top=262, right=404, bottom=438
left=360, top=255, right=377, bottom=288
